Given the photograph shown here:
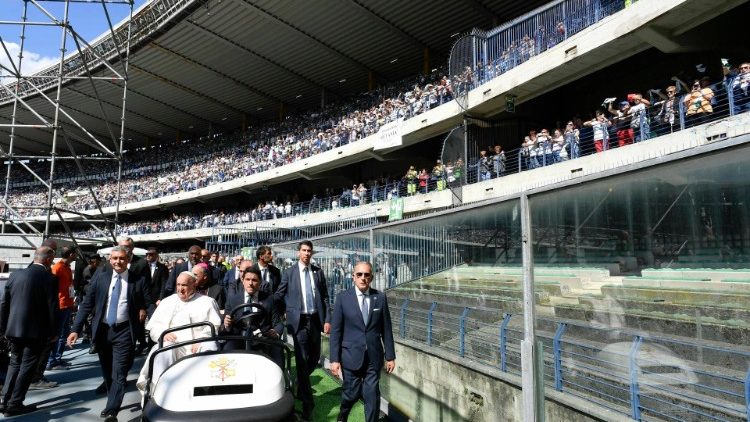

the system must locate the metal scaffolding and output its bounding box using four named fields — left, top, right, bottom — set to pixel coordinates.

left=0, top=0, right=135, bottom=249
